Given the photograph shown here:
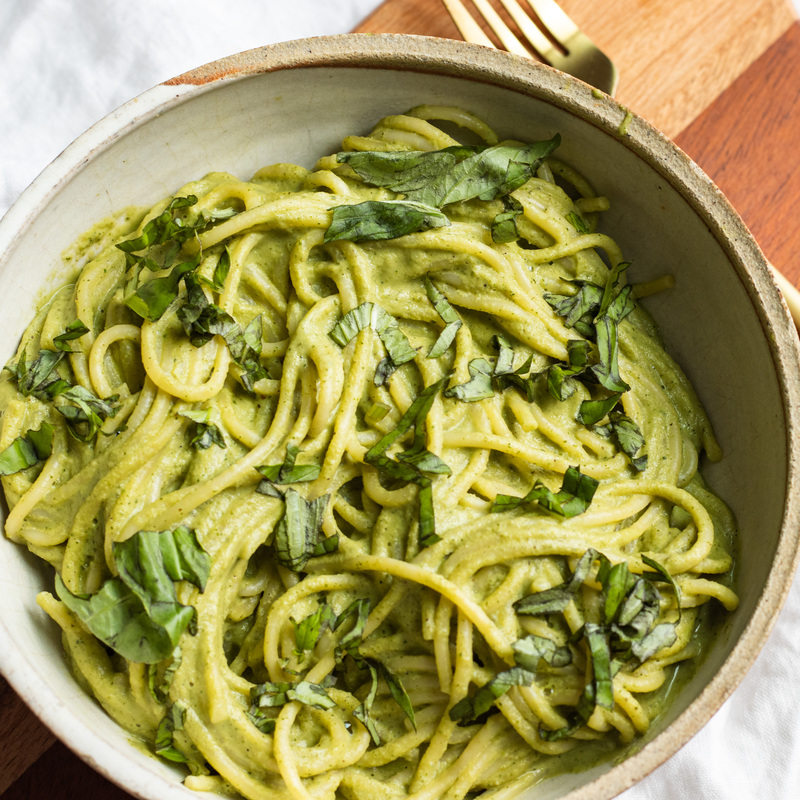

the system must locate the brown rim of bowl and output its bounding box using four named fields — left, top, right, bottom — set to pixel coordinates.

left=1, top=31, right=799, bottom=800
